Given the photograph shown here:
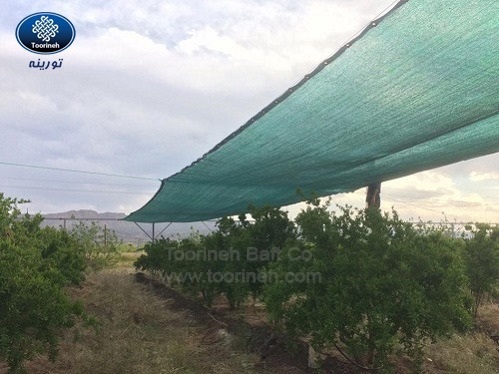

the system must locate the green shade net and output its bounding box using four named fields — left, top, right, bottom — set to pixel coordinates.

left=126, top=0, right=499, bottom=223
